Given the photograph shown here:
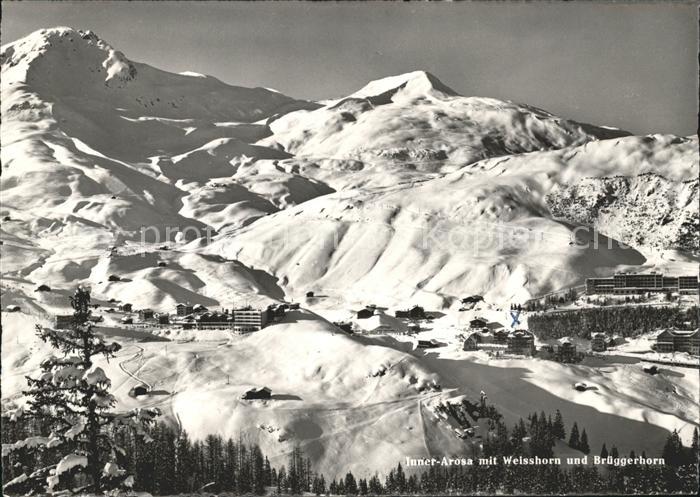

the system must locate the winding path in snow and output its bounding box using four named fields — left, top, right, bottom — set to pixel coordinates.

left=118, top=345, right=152, bottom=389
